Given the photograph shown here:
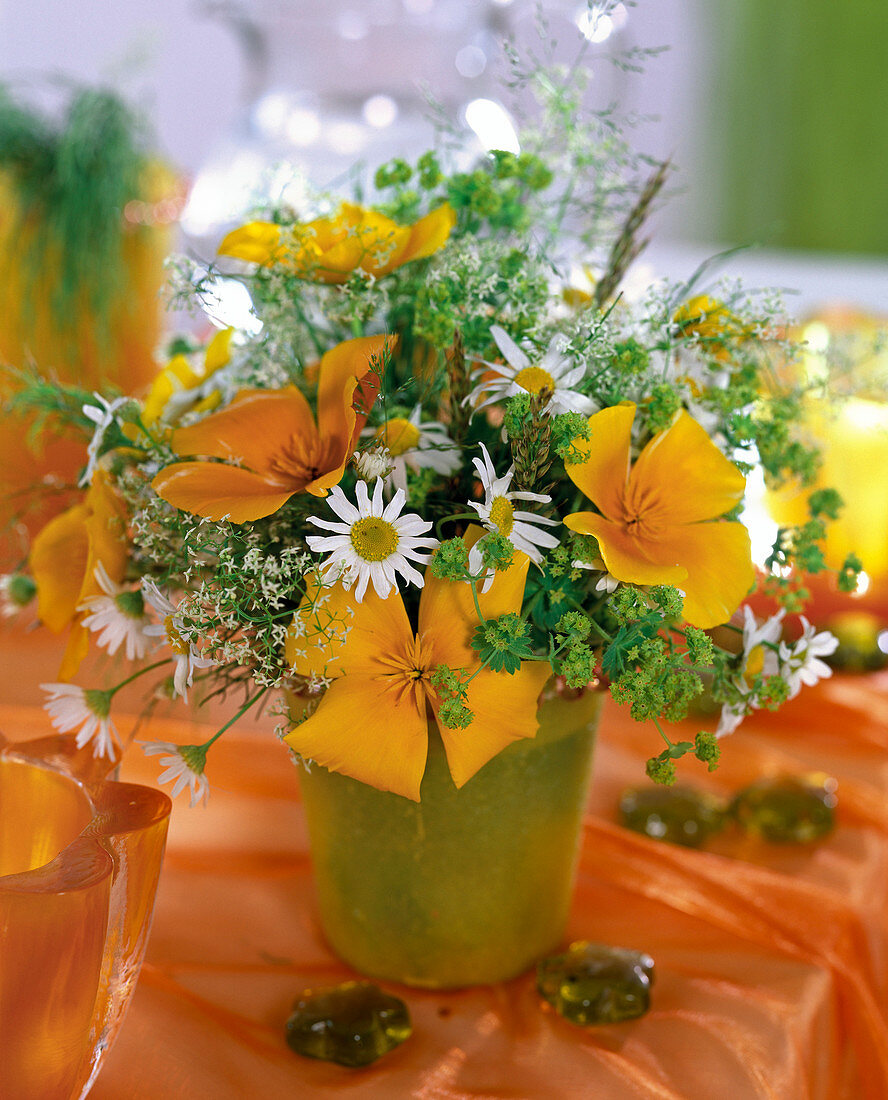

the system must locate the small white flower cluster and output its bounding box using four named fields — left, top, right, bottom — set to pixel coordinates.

left=717, top=608, right=839, bottom=738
